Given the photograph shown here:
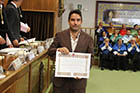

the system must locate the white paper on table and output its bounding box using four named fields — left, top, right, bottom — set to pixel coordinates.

left=0, top=73, right=6, bottom=79
left=19, top=38, right=36, bottom=45
left=0, top=48, right=25, bottom=55
left=55, top=51, right=91, bottom=79
left=20, top=22, right=29, bottom=33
